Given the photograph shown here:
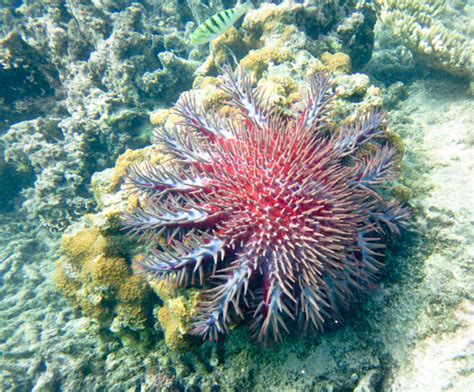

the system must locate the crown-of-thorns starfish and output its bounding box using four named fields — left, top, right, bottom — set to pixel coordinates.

left=123, top=67, right=409, bottom=343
